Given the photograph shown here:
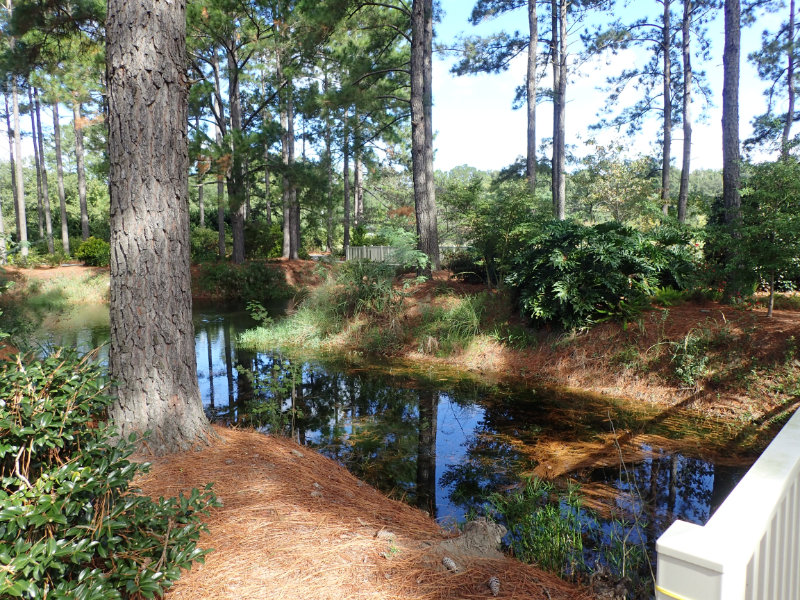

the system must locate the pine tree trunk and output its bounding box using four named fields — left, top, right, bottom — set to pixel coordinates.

left=264, top=155, right=272, bottom=225
left=52, top=102, right=69, bottom=254
left=288, top=83, right=299, bottom=260
left=73, top=102, right=89, bottom=240
left=12, top=80, right=27, bottom=257
left=768, top=271, right=775, bottom=317
left=5, top=94, right=20, bottom=243
left=226, top=47, right=246, bottom=264
left=551, top=0, right=561, bottom=219
left=781, top=0, right=796, bottom=158
left=324, top=69, right=333, bottom=253
left=212, top=54, right=226, bottom=259
left=722, top=0, right=742, bottom=301
left=354, top=150, right=363, bottom=226
left=554, top=0, right=567, bottom=220
left=526, top=0, right=538, bottom=194
left=678, top=0, right=692, bottom=224
left=343, top=121, right=351, bottom=251
left=107, top=0, right=211, bottom=455
left=279, top=54, right=292, bottom=259
left=195, top=115, right=205, bottom=228
left=29, top=88, right=45, bottom=240
left=412, top=0, right=439, bottom=274
left=34, top=89, right=53, bottom=253
left=662, top=0, right=672, bottom=217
